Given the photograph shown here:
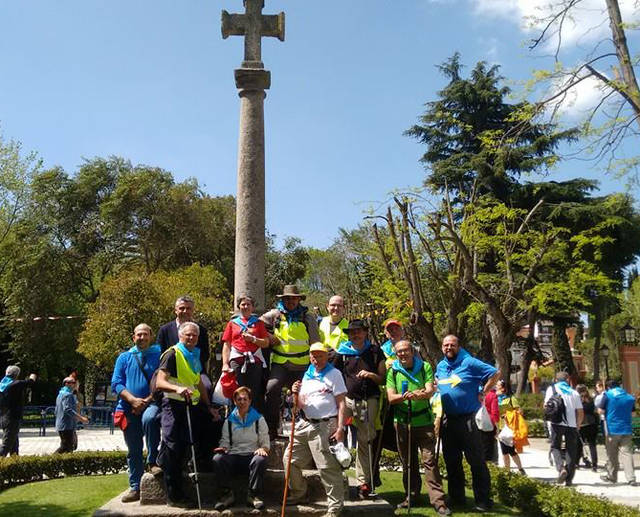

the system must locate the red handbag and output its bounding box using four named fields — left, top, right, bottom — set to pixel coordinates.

left=220, top=371, right=238, bottom=399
